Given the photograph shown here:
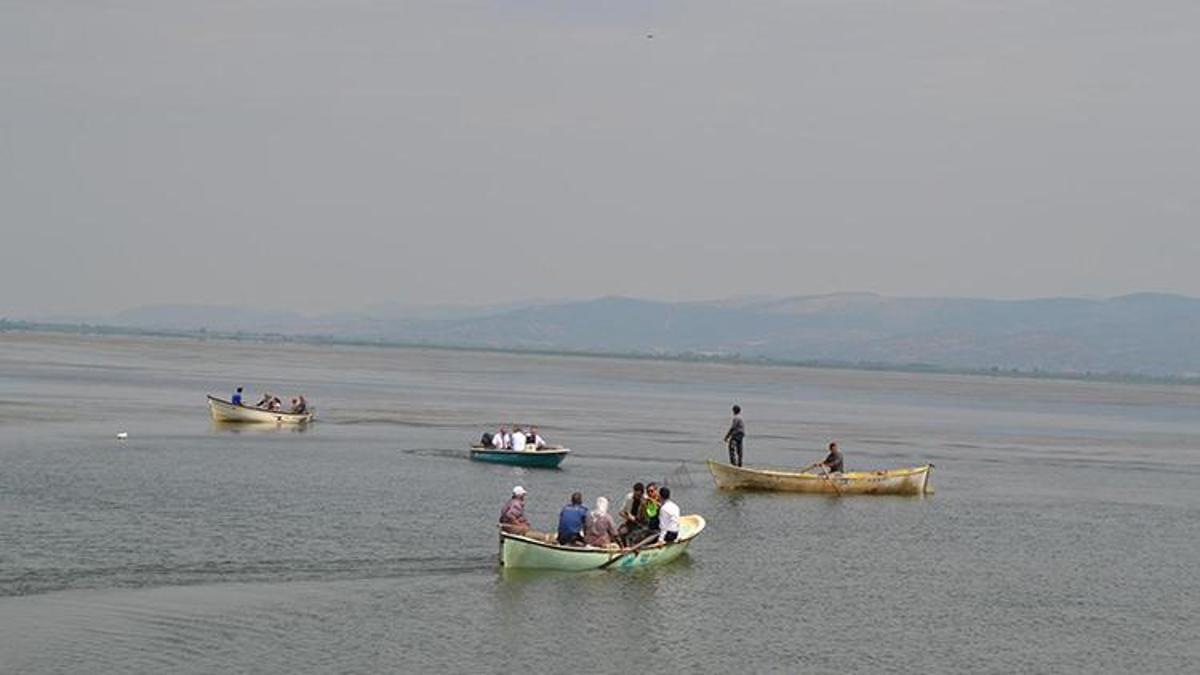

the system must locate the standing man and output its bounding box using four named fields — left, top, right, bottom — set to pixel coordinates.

left=724, top=404, right=746, bottom=467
